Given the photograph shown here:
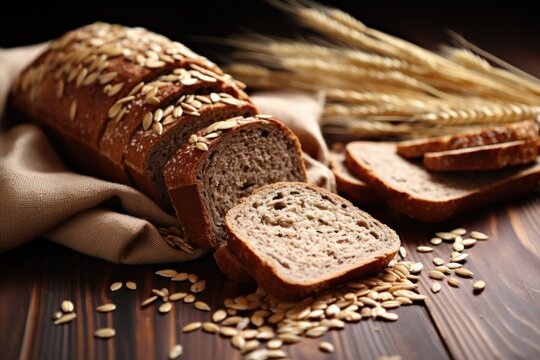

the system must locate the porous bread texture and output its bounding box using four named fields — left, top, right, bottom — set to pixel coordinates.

left=199, top=123, right=306, bottom=243
left=396, top=120, right=539, bottom=158
left=423, top=139, right=540, bottom=171
left=226, top=182, right=400, bottom=299
left=346, top=141, right=540, bottom=222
